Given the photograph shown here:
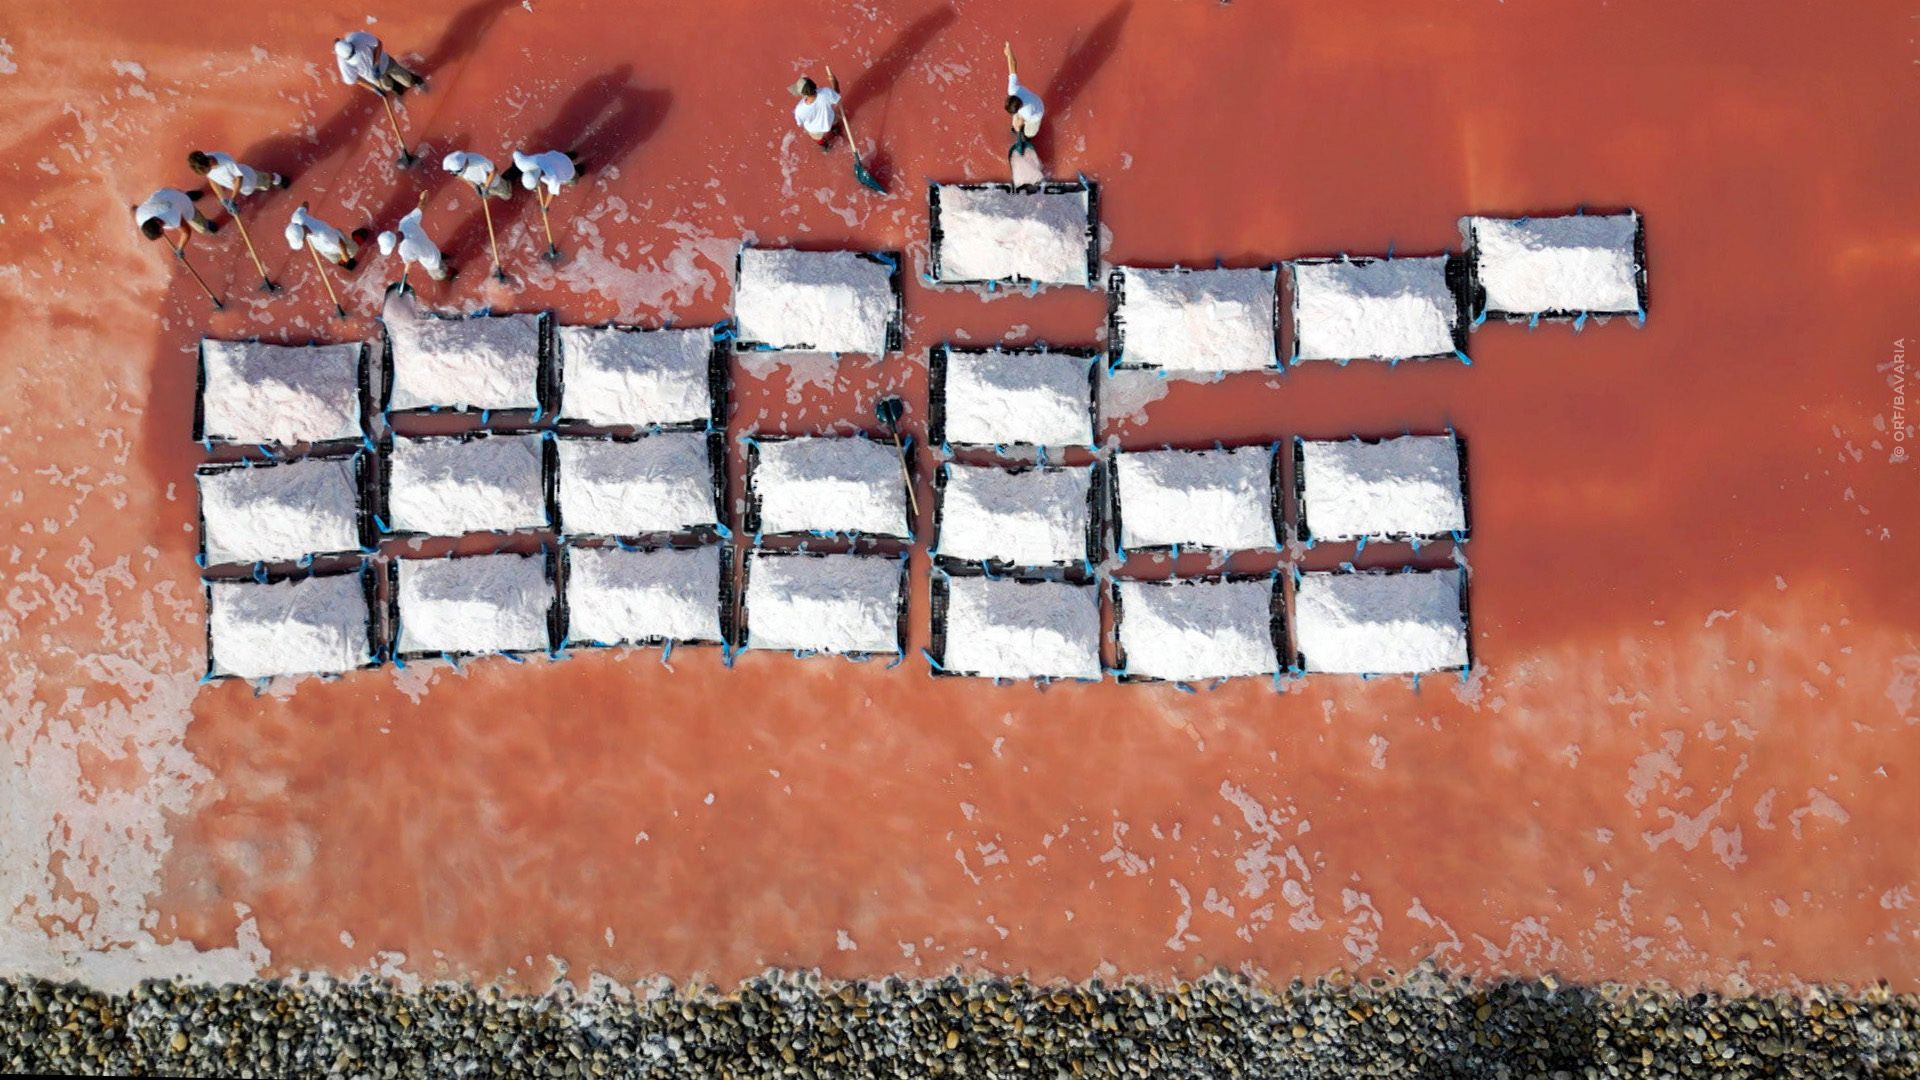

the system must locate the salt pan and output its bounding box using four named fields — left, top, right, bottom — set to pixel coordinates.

left=556, top=432, right=717, bottom=537
left=384, top=288, right=544, bottom=411
left=1293, top=569, right=1469, bottom=675
left=1290, top=256, right=1461, bottom=362
left=394, top=552, right=554, bottom=656
left=1113, top=445, right=1278, bottom=551
left=749, top=436, right=908, bottom=538
left=936, top=574, right=1101, bottom=681
left=557, top=324, right=715, bottom=429
left=931, top=182, right=1094, bottom=286
left=742, top=551, right=901, bottom=655
left=387, top=433, right=549, bottom=537
left=934, top=345, right=1095, bottom=449
left=1115, top=577, right=1278, bottom=682
left=734, top=248, right=898, bottom=355
left=198, top=455, right=363, bottom=566
left=1464, top=212, right=1644, bottom=316
left=197, top=339, right=365, bottom=446
left=207, top=570, right=373, bottom=680
left=1297, top=434, right=1466, bottom=543
left=1111, top=267, right=1277, bottom=372
left=935, top=463, right=1095, bottom=569
left=564, top=544, right=725, bottom=646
